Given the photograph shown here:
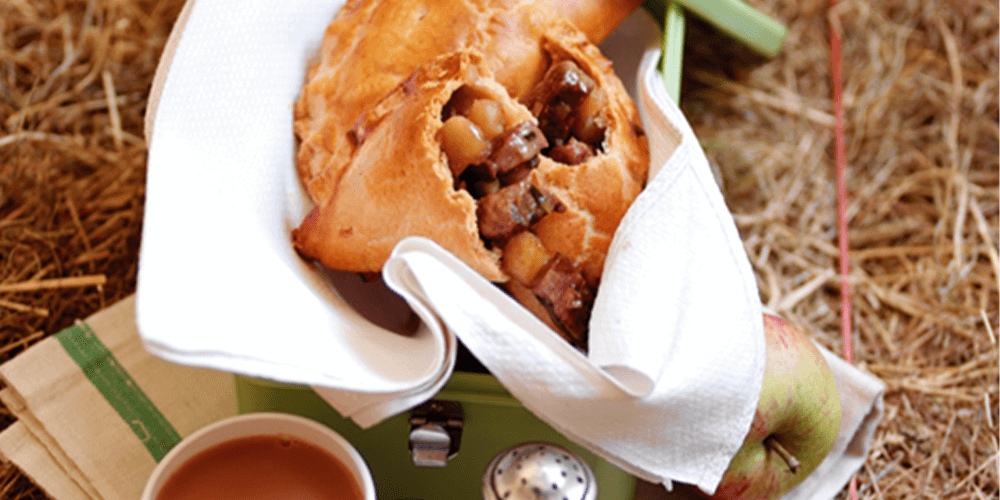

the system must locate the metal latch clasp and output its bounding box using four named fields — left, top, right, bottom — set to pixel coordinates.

left=408, top=400, right=463, bottom=467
